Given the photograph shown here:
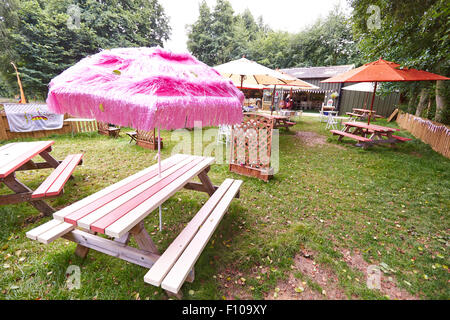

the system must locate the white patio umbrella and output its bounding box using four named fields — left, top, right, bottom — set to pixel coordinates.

left=342, top=82, right=378, bottom=92
left=214, top=57, right=318, bottom=113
